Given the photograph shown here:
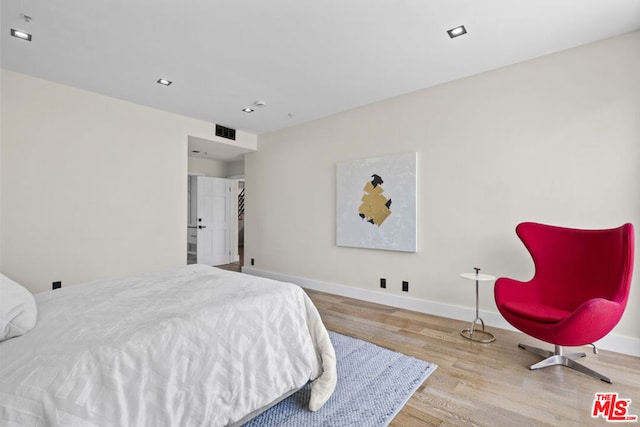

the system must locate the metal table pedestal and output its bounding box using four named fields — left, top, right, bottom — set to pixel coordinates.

left=460, top=268, right=496, bottom=343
